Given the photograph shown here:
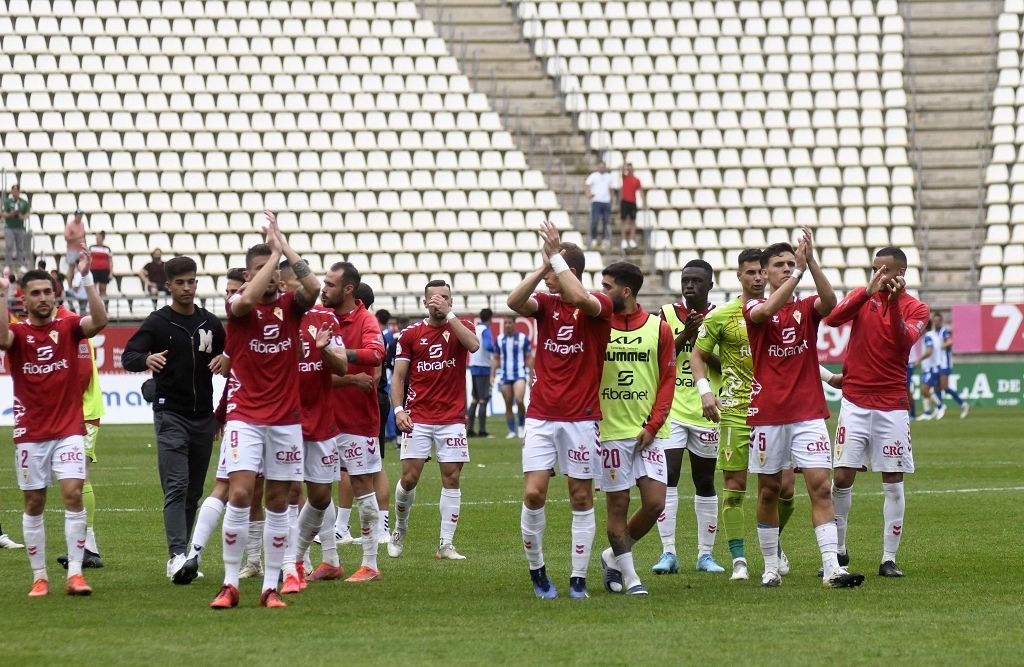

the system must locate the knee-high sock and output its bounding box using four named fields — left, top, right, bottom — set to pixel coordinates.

left=295, top=503, right=327, bottom=567
left=319, top=502, right=339, bottom=567
left=23, top=513, right=46, bottom=580
left=187, top=496, right=225, bottom=560
left=222, top=504, right=249, bottom=588
left=378, top=509, right=389, bottom=540
left=262, top=509, right=290, bottom=593
left=757, top=524, right=779, bottom=574
left=477, top=402, right=487, bottom=434
left=394, top=481, right=416, bottom=532
left=815, top=520, right=840, bottom=579
left=943, top=387, right=965, bottom=406
left=882, top=482, right=905, bottom=562
left=357, top=492, right=380, bottom=570
left=82, top=482, right=98, bottom=553
left=777, top=495, right=795, bottom=535
left=616, top=550, right=641, bottom=590
left=245, top=520, right=263, bottom=565
left=832, top=484, right=853, bottom=553
left=570, top=509, right=596, bottom=578
left=282, top=504, right=301, bottom=576
left=520, top=504, right=546, bottom=569
left=64, top=509, right=87, bottom=578
left=695, top=494, right=718, bottom=556
left=439, top=488, right=461, bottom=546
left=722, top=489, right=745, bottom=560
left=657, top=486, right=678, bottom=554
left=335, top=506, right=352, bottom=536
